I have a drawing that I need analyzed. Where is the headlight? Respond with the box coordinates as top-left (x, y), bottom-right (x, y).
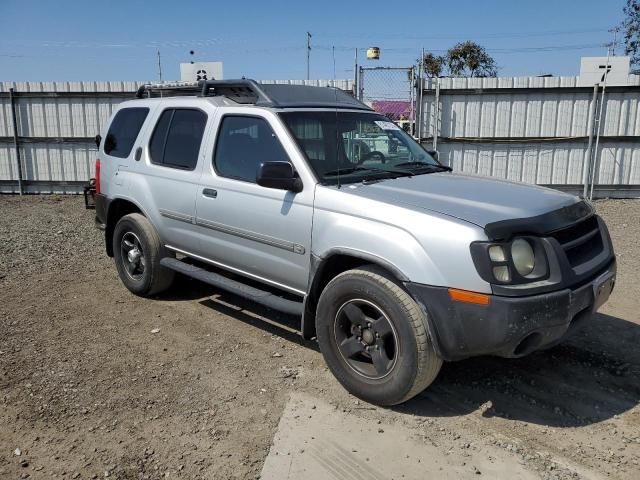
top-left (511, 239), bottom-right (535, 276)
top-left (470, 236), bottom-right (549, 285)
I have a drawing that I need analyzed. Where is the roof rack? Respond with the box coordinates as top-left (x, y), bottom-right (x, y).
top-left (135, 79), bottom-right (372, 111)
top-left (134, 81), bottom-right (201, 98)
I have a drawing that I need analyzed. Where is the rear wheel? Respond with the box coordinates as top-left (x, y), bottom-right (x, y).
top-left (113, 213), bottom-right (174, 297)
top-left (316, 266), bottom-right (442, 406)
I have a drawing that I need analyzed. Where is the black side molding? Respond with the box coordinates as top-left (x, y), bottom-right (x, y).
top-left (159, 257), bottom-right (303, 316)
top-left (484, 200), bottom-right (593, 240)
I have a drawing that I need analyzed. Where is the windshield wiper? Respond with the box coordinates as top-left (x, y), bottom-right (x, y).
top-left (393, 162), bottom-right (452, 172)
top-left (323, 166), bottom-right (379, 177)
top-left (324, 166), bottom-right (413, 178)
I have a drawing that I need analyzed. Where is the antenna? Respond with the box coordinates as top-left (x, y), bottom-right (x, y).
top-left (609, 26), bottom-right (621, 56)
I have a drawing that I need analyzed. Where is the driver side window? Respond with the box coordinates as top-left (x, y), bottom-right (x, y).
top-left (213, 116), bottom-right (289, 183)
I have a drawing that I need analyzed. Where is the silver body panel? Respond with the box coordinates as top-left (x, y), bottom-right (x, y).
top-left (193, 108), bottom-right (315, 293)
top-left (99, 97), bottom-right (581, 296)
top-left (343, 173), bottom-right (579, 228)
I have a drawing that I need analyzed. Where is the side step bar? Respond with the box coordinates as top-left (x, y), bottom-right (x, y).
top-left (160, 257), bottom-right (304, 316)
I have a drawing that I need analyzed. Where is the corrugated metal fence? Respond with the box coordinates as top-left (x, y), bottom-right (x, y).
top-left (3, 76), bottom-right (639, 196)
top-left (0, 79), bottom-right (353, 193)
top-left (417, 75), bottom-right (640, 197)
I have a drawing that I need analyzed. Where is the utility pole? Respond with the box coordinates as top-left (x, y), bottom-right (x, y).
top-left (306, 32), bottom-right (312, 80)
top-left (609, 26), bottom-right (621, 56)
top-left (353, 48), bottom-right (358, 97)
top-left (157, 50), bottom-right (163, 82)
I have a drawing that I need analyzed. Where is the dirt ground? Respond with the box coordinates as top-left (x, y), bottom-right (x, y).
top-left (0, 195), bottom-right (638, 480)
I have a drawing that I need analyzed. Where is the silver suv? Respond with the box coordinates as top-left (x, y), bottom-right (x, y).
top-left (93, 80), bottom-right (616, 406)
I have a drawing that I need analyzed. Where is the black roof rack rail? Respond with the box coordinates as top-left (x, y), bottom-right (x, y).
top-left (198, 79), bottom-right (275, 105)
top-left (135, 79), bottom-right (372, 111)
top-left (135, 81), bottom-right (200, 98)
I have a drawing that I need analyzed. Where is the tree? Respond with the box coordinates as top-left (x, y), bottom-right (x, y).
top-left (418, 52), bottom-right (445, 78)
top-left (623, 0), bottom-right (640, 67)
top-left (416, 41), bottom-right (497, 78)
top-left (446, 41), bottom-right (498, 77)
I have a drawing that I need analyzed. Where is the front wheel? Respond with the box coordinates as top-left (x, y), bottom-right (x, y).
top-left (316, 266), bottom-right (442, 406)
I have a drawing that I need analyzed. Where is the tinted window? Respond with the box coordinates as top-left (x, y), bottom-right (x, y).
top-left (104, 107), bottom-right (149, 158)
top-left (149, 110), bottom-right (172, 164)
top-left (214, 116), bottom-right (289, 182)
top-left (149, 108), bottom-right (207, 170)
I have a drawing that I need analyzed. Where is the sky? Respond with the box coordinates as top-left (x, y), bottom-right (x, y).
top-left (0, 0), bottom-right (629, 82)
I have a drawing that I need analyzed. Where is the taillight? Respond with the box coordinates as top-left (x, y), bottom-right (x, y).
top-left (95, 159), bottom-right (101, 194)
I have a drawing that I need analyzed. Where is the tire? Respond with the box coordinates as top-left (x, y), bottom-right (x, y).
top-left (316, 266), bottom-right (442, 406)
top-left (113, 213), bottom-right (174, 297)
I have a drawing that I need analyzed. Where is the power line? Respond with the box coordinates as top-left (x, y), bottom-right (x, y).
top-left (316, 42), bottom-right (620, 54)
top-left (1, 25), bottom-right (614, 51)
top-left (312, 26), bottom-right (611, 41)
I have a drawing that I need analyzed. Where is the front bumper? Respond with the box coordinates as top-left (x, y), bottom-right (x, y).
top-left (405, 259), bottom-right (616, 361)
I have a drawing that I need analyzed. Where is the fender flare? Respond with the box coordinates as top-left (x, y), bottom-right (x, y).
top-left (300, 247), bottom-right (411, 339)
top-left (104, 195), bottom-right (155, 256)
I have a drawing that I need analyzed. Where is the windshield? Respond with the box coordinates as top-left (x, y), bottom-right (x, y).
top-left (279, 111), bottom-right (443, 185)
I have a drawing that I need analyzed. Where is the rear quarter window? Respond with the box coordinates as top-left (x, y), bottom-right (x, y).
top-left (103, 107), bottom-right (149, 158)
top-left (149, 108), bottom-right (207, 170)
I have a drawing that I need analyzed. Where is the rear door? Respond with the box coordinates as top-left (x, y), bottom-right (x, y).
top-left (140, 104), bottom-right (213, 251)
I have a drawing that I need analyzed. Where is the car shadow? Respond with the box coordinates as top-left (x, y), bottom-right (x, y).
top-left (154, 272), bottom-right (318, 350)
top-left (197, 292), bottom-right (319, 353)
top-left (157, 274), bottom-right (221, 301)
top-left (158, 277), bottom-right (639, 427)
top-left (396, 312), bottom-right (640, 428)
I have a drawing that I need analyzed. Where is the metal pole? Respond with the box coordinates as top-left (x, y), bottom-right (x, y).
top-left (9, 87), bottom-right (24, 195)
top-left (582, 84), bottom-right (599, 199)
top-left (157, 50), bottom-right (163, 82)
top-left (417, 47), bottom-right (424, 139)
top-left (409, 66), bottom-right (415, 136)
top-left (306, 32), bottom-right (312, 81)
top-left (432, 78), bottom-right (440, 152)
top-left (353, 48), bottom-right (358, 97)
top-left (589, 43), bottom-right (613, 201)
top-left (358, 66), bottom-right (364, 101)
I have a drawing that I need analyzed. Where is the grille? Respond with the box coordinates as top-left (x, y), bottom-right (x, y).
top-left (548, 215), bottom-right (603, 268)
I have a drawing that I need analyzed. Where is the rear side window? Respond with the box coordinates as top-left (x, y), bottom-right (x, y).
top-left (149, 108), bottom-right (207, 170)
top-left (214, 116), bottom-right (289, 182)
top-left (103, 107), bottom-right (149, 158)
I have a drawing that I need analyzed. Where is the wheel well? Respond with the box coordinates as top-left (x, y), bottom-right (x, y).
top-left (302, 254), bottom-right (402, 339)
top-left (105, 199), bottom-right (142, 257)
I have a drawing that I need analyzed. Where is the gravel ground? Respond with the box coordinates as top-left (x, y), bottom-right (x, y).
top-left (0, 195), bottom-right (639, 480)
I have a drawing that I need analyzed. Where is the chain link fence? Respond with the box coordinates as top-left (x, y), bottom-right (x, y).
top-left (358, 66), bottom-right (415, 133)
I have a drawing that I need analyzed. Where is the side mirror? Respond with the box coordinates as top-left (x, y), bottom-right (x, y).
top-left (95, 134), bottom-right (102, 149)
top-left (257, 161), bottom-right (303, 193)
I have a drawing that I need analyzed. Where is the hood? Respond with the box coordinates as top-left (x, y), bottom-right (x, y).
top-left (341, 172), bottom-right (579, 228)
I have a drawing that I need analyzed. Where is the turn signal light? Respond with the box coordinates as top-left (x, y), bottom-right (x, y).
top-left (448, 288), bottom-right (490, 305)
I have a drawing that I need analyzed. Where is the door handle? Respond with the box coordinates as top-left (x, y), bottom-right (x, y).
top-left (134, 147), bottom-right (142, 161)
top-left (202, 188), bottom-right (217, 198)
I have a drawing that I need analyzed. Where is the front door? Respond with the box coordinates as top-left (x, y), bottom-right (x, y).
top-left (194, 112), bottom-right (313, 294)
